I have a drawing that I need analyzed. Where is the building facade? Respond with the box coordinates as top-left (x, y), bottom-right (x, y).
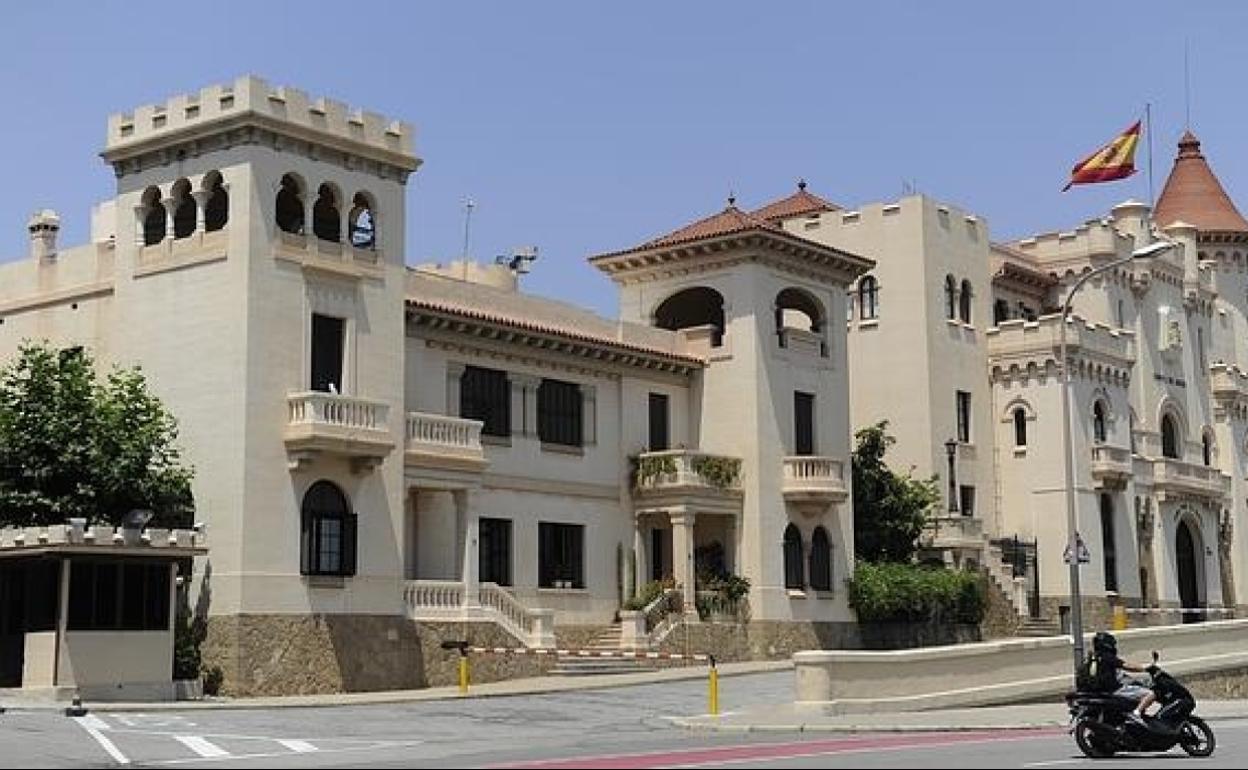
top-left (0, 78), bottom-right (871, 694)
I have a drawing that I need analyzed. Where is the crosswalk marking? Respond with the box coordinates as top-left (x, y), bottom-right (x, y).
top-left (277, 739), bottom-right (318, 753)
top-left (174, 736), bottom-right (231, 758)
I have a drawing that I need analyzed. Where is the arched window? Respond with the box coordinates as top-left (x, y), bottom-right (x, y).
top-left (775, 287), bottom-right (824, 332)
top-left (1202, 432), bottom-right (1213, 467)
top-left (140, 186), bottom-right (166, 246)
top-left (300, 480), bottom-right (357, 577)
top-left (203, 172), bottom-right (228, 232)
top-left (1013, 407), bottom-right (1027, 447)
top-left (1093, 401), bottom-right (1107, 444)
top-left (348, 192), bottom-right (376, 249)
top-left (171, 179), bottom-right (196, 239)
top-left (276, 174), bottom-right (304, 234)
top-left (809, 526), bottom-right (832, 591)
top-left (944, 275), bottom-right (957, 320)
top-left (993, 299), bottom-right (1010, 326)
top-left (958, 279), bottom-right (973, 323)
top-left (858, 276), bottom-right (879, 320)
top-left (1100, 494), bottom-right (1117, 592)
top-left (313, 184), bottom-right (341, 242)
top-left (1161, 413), bottom-right (1180, 459)
top-left (654, 287), bottom-right (726, 347)
top-left (783, 524), bottom-right (804, 589)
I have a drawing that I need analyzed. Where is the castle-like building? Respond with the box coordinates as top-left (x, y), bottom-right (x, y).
top-left (0, 77), bottom-right (1243, 695)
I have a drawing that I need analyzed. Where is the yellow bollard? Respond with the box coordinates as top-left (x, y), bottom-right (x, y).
top-left (1112, 605), bottom-right (1127, 631)
top-left (458, 654), bottom-right (470, 695)
top-left (708, 658), bottom-right (719, 716)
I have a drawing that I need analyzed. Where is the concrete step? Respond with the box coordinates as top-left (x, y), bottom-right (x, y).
top-left (1016, 618), bottom-right (1061, 638)
top-left (550, 655), bottom-right (654, 676)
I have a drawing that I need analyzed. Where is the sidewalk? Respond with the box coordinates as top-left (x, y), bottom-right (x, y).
top-left (673, 699), bottom-right (1248, 733)
top-left (1, 659), bottom-right (790, 713)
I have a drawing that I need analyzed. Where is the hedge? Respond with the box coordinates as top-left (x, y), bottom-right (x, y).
top-left (848, 562), bottom-right (984, 624)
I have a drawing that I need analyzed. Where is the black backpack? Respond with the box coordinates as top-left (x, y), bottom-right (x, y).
top-left (1076, 653), bottom-right (1118, 693)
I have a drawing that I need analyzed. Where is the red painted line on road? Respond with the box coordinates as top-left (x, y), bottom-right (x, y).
top-left (486, 728), bottom-right (1063, 769)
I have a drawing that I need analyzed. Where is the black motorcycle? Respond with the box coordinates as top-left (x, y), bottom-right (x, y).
top-left (1066, 651), bottom-right (1216, 758)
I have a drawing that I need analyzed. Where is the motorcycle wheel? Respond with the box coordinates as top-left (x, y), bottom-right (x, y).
top-left (1074, 719), bottom-right (1116, 758)
top-left (1179, 716), bottom-right (1215, 757)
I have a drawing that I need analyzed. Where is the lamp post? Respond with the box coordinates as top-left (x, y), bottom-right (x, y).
top-left (1059, 238), bottom-right (1174, 677)
top-left (944, 438), bottom-right (959, 514)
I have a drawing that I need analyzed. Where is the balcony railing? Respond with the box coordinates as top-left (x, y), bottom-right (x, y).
top-left (782, 456), bottom-right (848, 502)
top-left (284, 391), bottom-right (394, 470)
top-left (404, 412), bottom-right (487, 471)
top-left (633, 450), bottom-right (743, 494)
top-left (1153, 458), bottom-right (1230, 500)
top-left (403, 580), bottom-right (555, 648)
top-left (1090, 444), bottom-right (1132, 487)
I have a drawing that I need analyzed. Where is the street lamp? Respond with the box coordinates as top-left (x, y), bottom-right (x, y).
top-left (944, 438), bottom-right (959, 514)
top-left (1059, 237), bottom-right (1175, 677)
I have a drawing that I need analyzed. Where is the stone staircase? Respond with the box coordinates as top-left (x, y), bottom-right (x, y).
top-left (550, 623), bottom-right (655, 676)
top-left (1016, 616), bottom-right (1062, 638)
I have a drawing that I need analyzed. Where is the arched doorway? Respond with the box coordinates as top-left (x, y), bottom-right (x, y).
top-left (1176, 518), bottom-right (1203, 623)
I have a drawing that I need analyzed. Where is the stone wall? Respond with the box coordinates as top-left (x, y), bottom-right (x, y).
top-left (203, 614), bottom-right (553, 696)
top-left (654, 620), bottom-right (968, 661)
top-left (1185, 665), bottom-right (1248, 699)
top-left (979, 572), bottom-right (1021, 639)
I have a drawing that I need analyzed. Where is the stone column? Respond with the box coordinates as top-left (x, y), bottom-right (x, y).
top-left (581, 384), bottom-right (597, 445)
top-left (133, 205), bottom-right (148, 246)
top-left (161, 197), bottom-right (176, 240)
top-left (670, 508), bottom-right (697, 612)
top-left (192, 190), bottom-right (210, 233)
top-left (511, 374), bottom-right (540, 437)
top-left (454, 488), bottom-right (480, 610)
top-left (446, 362), bottom-right (465, 416)
top-left (303, 196), bottom-right (314, 238)
top-left (54, 557), bottom-right (71, 686)
top-left (633, 516), bottom-right (649, 592)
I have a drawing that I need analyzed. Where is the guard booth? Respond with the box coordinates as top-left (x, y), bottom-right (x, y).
top-left (0, 521), bottom-right (206, 700)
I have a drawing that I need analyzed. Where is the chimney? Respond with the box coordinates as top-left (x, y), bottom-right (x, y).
top-left (28, 210), bottom-right (60, 260)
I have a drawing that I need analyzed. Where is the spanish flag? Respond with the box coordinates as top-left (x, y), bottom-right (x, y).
top-left (1063, 121), bottom-right (1142, 191)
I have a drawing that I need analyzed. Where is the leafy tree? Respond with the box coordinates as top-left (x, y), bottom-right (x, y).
top-left (0, 342), bottom-right (193, 528)
top-left (852, 421), bottom-right (939, 563)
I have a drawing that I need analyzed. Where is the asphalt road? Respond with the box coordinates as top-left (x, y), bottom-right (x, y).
top-left (2, 671), bottom-right (1244, 768)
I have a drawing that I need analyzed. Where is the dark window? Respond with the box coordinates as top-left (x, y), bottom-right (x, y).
top-left (1093, 402), bottom-right (1107, 443)
top-left (539, 522), bottom-right (584, 589)
top-left (648, 393), bottom-right (670, 451)
top-left (1202, 433), bottom-right (1213, 467)
top-left (460, 366), bottom-right (511, 438)
top-left (349, 193), bottom-right (376, 249)
top-left (944, 275), bottom-right (957, 320)
top-left (858, 276), bottom-right (879, 320)
top-left (276, 175), bottom-right (304, 234)
top-left (204, 175), bottom-right (228, 231)
top-left (538, 379), bottom-right (583, 447)
top-left (310, 314), bottom-right (345, 393)
top-left (1161, 414), bottom-right (1180, 459)
top-left (313, 184), bottom-right (341, 242)
top-left (959, 280), bottom-right (973, 324)
top-left (654, 287), bottom-right (725, 347)
top-left (1014, 407), bottom-right (1027, 447)
top-left (956, 391), bottom-right (972, 443)
top-left (479, 518), bottom-right (512, 586)
top-left (993, 299), bottom-right (1010, 325)
top-left (173, 196), bottom-right (196, 239)
top-left (959, 485), bottom-right (976, 518)
top-left (300, 481), bottom-right (357, 577)
top-left (142, 187), bottom-right (166, 246)
top-left (794, 391), bottom-right (815, 456)
top-left (651, 528), bottom-right (666, 582)
top-left (783, 524), bottom-right (804, 589)
top-left (1100, 494), bottom-right (1117, 592)
top-left (810, 526), bottom-right (832, 591)
top-left (67, 560), bottom-right (170, 631)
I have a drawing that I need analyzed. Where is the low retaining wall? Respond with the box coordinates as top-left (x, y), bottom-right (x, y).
top-left (794, 618), bottom-right (1248, 713)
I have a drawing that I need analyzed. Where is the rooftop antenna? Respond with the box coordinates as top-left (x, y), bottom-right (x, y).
top-left (1184, 38), bottom-right (1192, 129)
top-left (461, 197), bottom-right (476, 259)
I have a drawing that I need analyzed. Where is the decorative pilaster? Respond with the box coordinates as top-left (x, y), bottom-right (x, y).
top-left (581, 384), bottom-right (597, 445)
top-left (453, 488), bottom-right (480, 610)
top-left (446, 362), bottom-right (465, 416)
top-left (511, 374), bottom-right (541, 437)
top-left (670, 508), bottom-right (697, 612)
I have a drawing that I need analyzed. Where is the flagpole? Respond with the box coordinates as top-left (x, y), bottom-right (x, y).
top-left (1145, 103), bottom-right (1155, 208)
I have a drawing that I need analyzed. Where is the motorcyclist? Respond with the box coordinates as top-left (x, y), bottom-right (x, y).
top-left (1092, 631), bottom-right (1157, 725)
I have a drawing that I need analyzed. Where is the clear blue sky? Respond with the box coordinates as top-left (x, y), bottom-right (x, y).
top-left (1, 1), bottom-right (1243, 315)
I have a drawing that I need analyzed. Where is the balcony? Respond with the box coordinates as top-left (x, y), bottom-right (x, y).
top-left (1090, 444), bottom-right (1133, 489)
top-left (405, 412), bottom-right (487, 474)
top-left (284, 391), bottom-right (394, 472)
top-left (632, 449), bottom-right (742, 516)
top-left (1152, 458), bottom-right (1230, 501)
top-left (777, 327), bottom-right (826, 358)
top-left (782, 456), bottom-right (848, 513)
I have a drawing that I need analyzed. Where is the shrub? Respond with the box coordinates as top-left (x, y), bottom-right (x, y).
top-left (202, 666), bottom-right (224, 697)
top-left (622, 578), bottom-right (673, 611)
top-left (848, 562), bottom-right (984, 624)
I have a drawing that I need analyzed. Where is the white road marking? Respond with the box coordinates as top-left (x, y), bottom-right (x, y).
top-left (276, 739), bottom-right (318, 753)
top-left (150, 740), bottom-right (425, 765)
top-left (1022, 760), bottom-right (1087, 768)
top-left (72, 715), bottom-right (131, 765)
top-left (174, 736), bottom-right (231, 758)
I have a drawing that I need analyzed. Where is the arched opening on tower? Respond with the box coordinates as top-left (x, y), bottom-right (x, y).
top-left (204, 172), bottom-right (228, 232)
top-left (141, 186), bottom-right (166, 246)
top-left (349, 192), bottom-right (377, 249)
top-left (774, 286), bottom-right (827, 355)
top-left (653, 286), bottom-right (725, 347)
top-left (171, 179), bottom-right (196, 240)
top-left (313, 184), bottom-right (341, 243)
top-left (276, 174), bottom-right (304, 235)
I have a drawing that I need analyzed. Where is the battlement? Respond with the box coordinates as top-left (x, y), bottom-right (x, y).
top-left (987, 312), bottom-right (1135, 369)
top-left (1010, 219), bottom-right (1132, 266)
top-left (103, 75), bottom-right (417, 168)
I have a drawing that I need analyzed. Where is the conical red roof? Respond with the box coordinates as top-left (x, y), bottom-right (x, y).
top-left (1153, 131), bottom-right (1248, 233)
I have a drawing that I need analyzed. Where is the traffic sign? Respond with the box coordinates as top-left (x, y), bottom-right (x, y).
top-left (1063, 534), bottom-right (1091, 565)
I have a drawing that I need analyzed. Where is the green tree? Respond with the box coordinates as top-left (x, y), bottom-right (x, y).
top-left (0, 342), bottom-right (193, 527)
top-left (852, 421), bottom-right (939, 563)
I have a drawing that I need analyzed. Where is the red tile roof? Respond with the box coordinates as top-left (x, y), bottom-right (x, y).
top-left (1153, 131), bottom-right (1248, 233)
top-left (752, 181), bottom-right (839, 221)
top-left (642, 200), bottom-right (781, 249)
